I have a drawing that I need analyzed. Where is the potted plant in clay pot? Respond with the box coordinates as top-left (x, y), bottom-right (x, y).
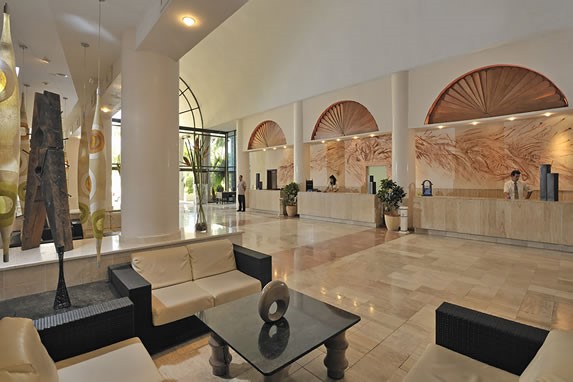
top-left (282, 182), bottom-right (299, 217)
top-left (376, 178), bottom-right (406, 231)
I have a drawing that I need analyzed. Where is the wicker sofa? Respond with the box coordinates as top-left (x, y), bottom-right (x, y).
top-left (109, 239), bottom-right (272, 353)
top-left (0, 316), bottom-right (162, 382)
top-left (405, 302), bottom-right (573, 381)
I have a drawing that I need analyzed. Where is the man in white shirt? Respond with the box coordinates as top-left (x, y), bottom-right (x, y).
top-left (237, 175), bottom-right (247, 212)
top-left (503, 170), bottom-right (532, 200)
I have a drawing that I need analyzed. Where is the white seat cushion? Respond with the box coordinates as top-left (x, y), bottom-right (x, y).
top-left (520, 330), bottom-right (573, 382)
top-left (193, 270), bottom-right (261, 306)
top-left (188, 239), bottom-right (236, 280)
top-left (132, 246), bottom-right (192, 289)
top-left (404, 344), bottom-right (518, 382)
top-left (151, 281), bottom-right (214, 326)
top-left (57, 338), bottom-right (162, 382)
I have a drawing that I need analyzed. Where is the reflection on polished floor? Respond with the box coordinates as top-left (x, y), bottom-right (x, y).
top-left (156, 205), bottom-right (573, 381)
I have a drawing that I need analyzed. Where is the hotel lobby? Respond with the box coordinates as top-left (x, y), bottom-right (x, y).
top-left (1, 1), bottom-right (573, 381)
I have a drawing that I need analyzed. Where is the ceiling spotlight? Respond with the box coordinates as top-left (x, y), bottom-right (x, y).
top-left (262, 148), bottom-right (266, 152)
top-left (39, 56), bottom-right (50, 64)
top-left (369, 134), bottom-right (375, 137)
top-left (336, 138), bottom-right (341, 142)
top-left (273, 147), bottom-right (277, 150)
top-left (182, 16), bottom-right (196, 27)
top-left (471, 121), bottom-right (479, 126)
top-left (353, 136), bottom-right (358, 140)
top-left (543, 112), bottom-right (553, 117)
top-left (283, 145), bottom-right (287, 149)
top-left (507, 117), bottom-right (516, 121)
top-left (437, 125), bottom-right (445, 129)
top-left (321, 140), bottom-right (325, 144)
top-left (101, 106), bottom-right (111, 113)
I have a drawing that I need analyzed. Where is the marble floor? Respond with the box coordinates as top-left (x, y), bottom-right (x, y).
top-left (155, 205), bottom-right (573, 381)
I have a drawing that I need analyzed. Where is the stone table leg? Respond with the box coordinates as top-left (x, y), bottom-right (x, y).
top-left (209, 332), bottom-right (232, 376)
top-left (324, 331), bottom-right (349, 379)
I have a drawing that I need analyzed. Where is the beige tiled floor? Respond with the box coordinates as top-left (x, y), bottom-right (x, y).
top-left (155, 205), bottom-right (573, 381)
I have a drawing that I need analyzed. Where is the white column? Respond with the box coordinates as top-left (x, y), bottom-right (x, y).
top-left (120, 29), bottom-right (180, 243)
top-left (102, 112), bottom-right (113, 211)
top-left (235, 119), bottom-right (249, 186)
top-left (293, 101), bottom-right (304, 185)
top-left (391, 71), bottom-right (412, 188)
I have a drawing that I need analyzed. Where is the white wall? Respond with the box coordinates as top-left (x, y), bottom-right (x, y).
top-left (181, 0), bottom-right (573, 129)
top-left (409, 28), bottom-right (573, 127)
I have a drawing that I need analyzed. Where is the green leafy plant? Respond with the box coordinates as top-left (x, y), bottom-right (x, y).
top-left (216, 185), bottom-right (224, 192)
top-left (281, 182), bottom-right (299, 206)
top-left (376, 178), bottom-right (406, 216)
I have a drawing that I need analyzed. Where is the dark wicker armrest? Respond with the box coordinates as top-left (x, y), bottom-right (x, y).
top-left (233, 244), bottom-right (272, 287)
top-left (108, 263), bottom-right (152, 336)
top-left (436, 302), bottom-right (548, 375)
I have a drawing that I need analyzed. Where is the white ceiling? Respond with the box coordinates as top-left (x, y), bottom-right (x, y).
top-left (8, 0), bottom-right (247, 124)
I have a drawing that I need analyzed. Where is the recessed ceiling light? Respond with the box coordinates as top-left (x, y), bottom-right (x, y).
top-left (336, 138), bottom-right (341, 142)
top-left (471, 121), bottom-right (479, 126)
top-left (262, 148), bottom-right (266, 152)
top-left (437, 125), bottom-right (445, 129)
top-left (507, 117), bottom-right (516, 121)
top-left (353, 136), bottom-right (358, 140)
top-left (283, 145), bottom-right (287, 149)
top-left (543, 112), bottom-right (553, 117)
top-left (273, 147), bottom-right (277, 150)
top-left (321, 140), bottom-right (325, 144)
top-left (182, 16), bottom-right (196, 27)
top-left (369, 134), bottom-right (375, 137)
top-left (101, 106), bottom-right (111, 113)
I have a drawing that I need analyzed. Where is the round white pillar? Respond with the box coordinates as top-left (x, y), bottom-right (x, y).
top-left (235, 119), bottom-right (249, 187)
top-left (293, 101), bottom-right (304, 185)
top-left (120, 29), bottom-right (180, 242)
top-left (391, 71), bottom-right (411, 187)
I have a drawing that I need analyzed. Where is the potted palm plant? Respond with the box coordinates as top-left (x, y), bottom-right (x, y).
top-left (376, 178), bottom-right (406, 231)
top-left (282, 182), bottom-right (299, 217)
top-left (182, 136), bottom-right (208, 232)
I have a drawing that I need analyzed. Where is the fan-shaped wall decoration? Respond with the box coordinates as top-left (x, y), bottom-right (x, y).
top-left (425, 65), bottom-right (568, 124)
top-left (248, 120), bottom-right (286, 150)
top-left (311, 100), bottom-right (378, 140)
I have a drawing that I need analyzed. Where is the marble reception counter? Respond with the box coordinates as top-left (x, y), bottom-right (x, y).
top-left (247, 190), bottom-right (282, 215)
top-left (298, 192), bottom-right (382, 227)
top-left (413, 196), bottom-right (573, 249)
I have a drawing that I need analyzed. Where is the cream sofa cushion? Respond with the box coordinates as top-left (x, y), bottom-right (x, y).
top-left (56, 338), bottom-right (162, 382)
top-left (151, 281), bottom-right (214, 326)
top-left (404, 344), bottom-right (518, 382)
top-left (193, 270), bottom-right (261, 305)
top-left (0, 317), bottom-right (58, 382)
top-left (132, 246), bottom-right (192, 289)
top-left (188, 239), bottom-right (236, 280)
top-left (520, 330), bottom-right (573, 382)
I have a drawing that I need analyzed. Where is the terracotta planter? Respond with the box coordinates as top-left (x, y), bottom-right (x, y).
top-left (384, 214), bottom-right (400, 231)
top-left (286, 205), bottom-right (297, 217)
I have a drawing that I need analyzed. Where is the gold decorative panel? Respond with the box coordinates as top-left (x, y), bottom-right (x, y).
top-left (248, 120), bottom-right (286, 149)
top-left (311, 101), bottom-right (378, 140)
top-left (426, 65), bottom-right (568, 124)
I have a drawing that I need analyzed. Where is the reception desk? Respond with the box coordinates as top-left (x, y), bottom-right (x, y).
top-left (247, 190), bottom-right (282, 215)
top-left (298, 192), bottom-right (381, 227)
top-left (413, 196), bottom-right (573, 249)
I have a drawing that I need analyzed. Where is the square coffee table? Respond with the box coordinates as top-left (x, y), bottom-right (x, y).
top-left (196, 289), bottom-right (360, 381)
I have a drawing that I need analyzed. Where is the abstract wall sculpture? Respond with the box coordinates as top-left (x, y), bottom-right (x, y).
top-left (0, 5), bottom-right (20, 262)
top-left (311, 100), bottom-right (378, 140)
top-left (18, 93), bottom-right (29, 212)
top-left (425, 65), bottom-right (568, 124)
top-left (415, 115), bottom-right (573, 191)
top-left (248, 120), bottom-right (286, 150)
top-left (310, 134), bottom-right (392, 191)
top-left (89, 89), bottom-right (107, 265)
top-left (22, 91), bottom-right (73, 253)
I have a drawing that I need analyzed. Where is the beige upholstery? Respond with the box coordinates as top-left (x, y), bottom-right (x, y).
top-left (193, 270), bottom-right (261, 305)
top-left (404, 344), bottom-right (518, 382)
top-left (132, 245), bottom-right (192, 289)
top-left (56, 338), bottom-right (162, 382)
top-left (0, 317), bottom-right (58, 382)
top-left (520, 330), bottom-right (573, 382)
top-left (188, 239), bottom-right (236, 280)
top-left (151, 281), bottom-right (214, 326)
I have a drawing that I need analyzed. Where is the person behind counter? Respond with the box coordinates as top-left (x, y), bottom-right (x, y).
top-left (503, 170), bottom-right (532, 200)
top-left (325, 174), bottom-right (339, 192)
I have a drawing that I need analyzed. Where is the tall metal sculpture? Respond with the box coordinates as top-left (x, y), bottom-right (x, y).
top-left (22, 91), bottom-right (72, 309)
top-left (0, 4), bottom-right (20, 262)
top-left (18, 92), bottom-right (29, 212)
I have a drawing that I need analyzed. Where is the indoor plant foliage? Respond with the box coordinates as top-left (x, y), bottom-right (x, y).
top-left (282, 182), bottom-right (299, 216)
top-left (377, 178), bottom-right (406, 231)
top-left (377, 178), bottom-right (406, 215)
top-left (183, 136), bottom-right (209, 232)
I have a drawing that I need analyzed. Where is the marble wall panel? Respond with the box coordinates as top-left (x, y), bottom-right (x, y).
top-left (416, 115), bottom-right (573, 192)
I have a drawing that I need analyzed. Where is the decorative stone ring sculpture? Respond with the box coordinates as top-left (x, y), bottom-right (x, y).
top-left (258, 280), bottom-right (290, 323)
